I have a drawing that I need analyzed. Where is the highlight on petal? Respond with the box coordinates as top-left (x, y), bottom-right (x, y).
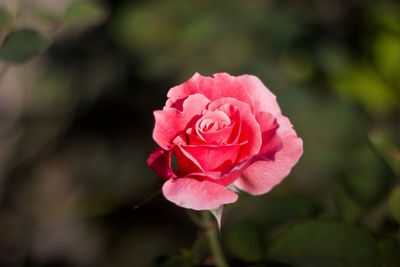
top-left (166, 73), bottom-right (253, 110)
top-left (153, 94), bottom-right (210, 149)
top-left (147, 147), bottom-right (175, 180)
top-left (162, 178), bottom-right (238, 210)
top-left (234, 115), bottom-right (303, 195)
top-left (237, 74), bottom-right (281, 116)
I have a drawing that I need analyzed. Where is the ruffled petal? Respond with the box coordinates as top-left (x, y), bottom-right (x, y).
top-left (166, 73), bottom-right (253, 111)
top-left (162, 178), bottom-right (238, 210)
top-left (208, 97), bottom-right (262, 162)
top-left (153, 94), bottom-right (210, 149)
top-left (234, 115), bottom-right (303, 195)
top-left (237, 74), bottom-right (281, 116)
top-left (189, 123), bottom-right (236, 145)
top-left (256, 112), bottom-right (283, 157)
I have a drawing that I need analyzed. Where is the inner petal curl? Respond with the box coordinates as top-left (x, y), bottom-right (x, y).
top-left (196, 110), bottom-right (231, 134)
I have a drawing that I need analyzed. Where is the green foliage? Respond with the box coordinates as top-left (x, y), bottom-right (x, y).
top-left (378, 238), bottom-right (400, 267)
top-left (281, 51), bottom-right (315, 82)
top-left (389, 186), bottom-right (400, 224)
top-left (0, 28), bottom-right (50, 64)
top-left (253, 195), bottom-right (318, 228)
top-left (343, 172), bottom-right (386, 206)
top-left (330, 64), bottom-right (397, 117)
top-left (110, 0), bottom-right (307, 79)
top-left (369, 3), bottom-right (400, 34)
top-left (190, 236), bottom-right (209, 265)
top-left (225, 221), bottom-right (265, 262)
top-left (0, 6), bottom-right (12, 34)
top-left (373, 32), bottom-right (400, 83)
top-left (368, 131), bottom-right (400, 175)
top-left (63, 1), bottom-right (108, 27)
top-left (333, 182), bottom-right (364, 223)
top-left (266, 220), bottom-right (382, 267)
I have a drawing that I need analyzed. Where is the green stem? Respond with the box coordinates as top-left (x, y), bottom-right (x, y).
top-left (202, 211), bottom-right (229, 267)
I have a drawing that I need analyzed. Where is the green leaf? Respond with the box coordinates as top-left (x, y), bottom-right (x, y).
top-left (63, 1), bottom-right (108, 27)
top-left (389, 186), bottom-right (400, 224)
top-left (225, 221), bottom-right (265, 262)
top-left (267, 220), bottom-right (382, 267)
top-left (0, 7), bottom-right (12, 33)
top-left (0, 29), bottom-right (51, 64)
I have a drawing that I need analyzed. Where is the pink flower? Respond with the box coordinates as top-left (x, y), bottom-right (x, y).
top-left (147, 73), bottom-right (303, 210)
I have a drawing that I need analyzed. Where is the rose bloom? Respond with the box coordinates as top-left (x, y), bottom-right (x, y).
top-left (147, 73), bottom-right (303, 210)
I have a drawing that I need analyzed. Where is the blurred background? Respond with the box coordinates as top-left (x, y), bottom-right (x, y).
top-left (0, 0), bottom-right (399, 266)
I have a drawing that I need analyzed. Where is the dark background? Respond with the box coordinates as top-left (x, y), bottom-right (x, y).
top-left (0, 0), bottom-right (399, 266)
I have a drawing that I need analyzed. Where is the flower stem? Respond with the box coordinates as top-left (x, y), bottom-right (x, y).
top-left (202, 211), bottom-right (229, 267)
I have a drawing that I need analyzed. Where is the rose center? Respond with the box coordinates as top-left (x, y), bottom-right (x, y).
top-left (199, 119), bottom-right (227, 132)
top-left (196, 110), bottom-right (231, 133)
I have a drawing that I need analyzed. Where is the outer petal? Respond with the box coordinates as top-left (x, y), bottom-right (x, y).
top-left (153, 94), bottom-right (210, 149)
top-left (256, 112), bottom-right (282, 157)
top-left (166, 73), bottom-right (253, 111)
top-left (234, 115), bottom-right (303, 195)
top-left (200, 156), bottom-right (257, 186)
top-left (237, 74), bottom-right (281, 116)
top-left (162, 178), bottom-right (238, 210)
top-left (147, 148), bottom-right (175, 180)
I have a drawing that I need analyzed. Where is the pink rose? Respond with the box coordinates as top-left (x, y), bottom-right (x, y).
top-left (147, 73), bottom-right (303, 210)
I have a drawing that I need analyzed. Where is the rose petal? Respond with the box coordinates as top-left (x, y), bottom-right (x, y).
top-left (166, 73), bottom-right (253, 111)
top-left (189, 155), bottom-right (257, 187)
top-left (191, 110), bottom-right (234, 144)
top-left (162, 178), bottom-right (238, 210)
top-left (208, 97), bottom-right (262, 162)
top-left (181, 143), bottom-right (244, 172)
top-left (234, 115), bottom-right (303, 195)
top-left (256, 112), bottom-right (283, 157)
top-left (153, 94), bottom-right (210, 149)
top-left (196, 110), bottom-right (231, 133)
top-left (237, 74), bottom-right (281, 116)
top-left (147, 148), bottom-right (175, 180)
top-left (174, 145), bottom-right (205, 175)
top-left (190, 123), bottom-right (236, 145)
